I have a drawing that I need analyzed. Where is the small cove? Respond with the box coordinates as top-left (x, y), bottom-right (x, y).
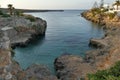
top-left (14, 10), bottom-right (104, 73)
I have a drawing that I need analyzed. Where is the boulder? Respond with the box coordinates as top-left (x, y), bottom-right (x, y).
top-left (89, 39), bottom-right (108, 48)
top-left (25, 64), bottom-right (58, 80)
top-left (54, 55), bottom-right (95, 80)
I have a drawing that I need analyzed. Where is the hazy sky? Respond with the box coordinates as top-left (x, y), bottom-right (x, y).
top-left (0, 0), bottom-right (115, 9)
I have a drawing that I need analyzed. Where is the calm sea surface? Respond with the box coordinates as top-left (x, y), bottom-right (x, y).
top-left (14, 10), bottom-right (104, 73)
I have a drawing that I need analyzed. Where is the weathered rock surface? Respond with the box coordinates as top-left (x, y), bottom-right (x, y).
top-left (54, 55), bottom-right (96, 80)
top-left (25, 64), bottom-right (58, 80)
top-left (89, 38), bottom-right (108, 48)
top-left (0, 15), bottom-right (58, 80)
top-left (0, 16), bottom-right (47, 48)
top-left (54, 11), bottom-right (120, 80)
top-left (81, 10), bottom-right (120, 28)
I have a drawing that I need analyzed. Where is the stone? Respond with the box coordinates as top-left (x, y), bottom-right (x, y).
top-left (89, 38), bottom-right (108, 48)
top-left (25, 64), bottom-right (58, 80)
top-left (54, 55), bottom-right (96, 79)
top-left (0, 15), bottom-right (50, 80)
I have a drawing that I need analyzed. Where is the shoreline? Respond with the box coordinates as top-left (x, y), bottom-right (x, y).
top-left (54, 10), bottom-right (120, 79)
top-left (0, 9), bottom-right (119, 79)
top-left (0, 8), bottom-right (64, 13)
top-left (0, 13), bottom-right (59, 79)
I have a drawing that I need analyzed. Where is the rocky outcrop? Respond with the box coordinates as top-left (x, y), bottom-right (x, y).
top-left (25, 64), bottom-right (58, 80)
top-left (0, 15), bottom-right (58, 80)
top-left (54, 55), bottom-right (96, 80)
top-left (54, 11), bottom-right (120, 80)
top-left (89, 38), bottom-right (108, 48)
top-left (81, 10), bottom-right (120, 28)
top-left (0, 16), bottom-right (47, 48)
top-left (0, 30), bottom-right (24, 80)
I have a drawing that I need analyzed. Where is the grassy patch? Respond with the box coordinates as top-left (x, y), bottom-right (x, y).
top-left (25, 15), bottom-right (36, 22)
top-left (0, 10), bottom-right (3, 15)
top-left (0, 10), bottom-right (10, 17)
top-left (88, 61), bottom-right (120, 80)
top-left (1, 14), bottom-right (10, 17)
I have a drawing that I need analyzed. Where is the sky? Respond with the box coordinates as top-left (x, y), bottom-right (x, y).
top-left (0, 0), bottom-right (115, 9)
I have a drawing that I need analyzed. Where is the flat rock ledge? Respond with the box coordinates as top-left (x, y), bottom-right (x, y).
top-left (89, 38), bottom-right (108, 48)
top-left (54, 12), bottom-right (120, 80)
top-left (25, 64), bottom-right (58, 80)
top-left (0, 15), bottom-right (58, 80)
top-left (0, 16), bottom-right (47, 48)
top-left (54, 55), bottom-right (96, 80)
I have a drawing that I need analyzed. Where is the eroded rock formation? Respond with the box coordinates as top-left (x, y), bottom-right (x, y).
top-left (54, 11), bottom-right (120, 80)
top-left (0, 15), bottom-right (57, 80)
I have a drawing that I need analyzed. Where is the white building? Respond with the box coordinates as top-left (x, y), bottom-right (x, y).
top-left (103, 4), bottom-right (109, 9)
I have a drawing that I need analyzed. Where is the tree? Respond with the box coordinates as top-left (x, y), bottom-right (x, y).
top-left (113, 0), bottom-right (120, 10)
top-left (12, 7), bottom-right (15, 15)
top-left (100, 0), bottom-right (104, 8)
top-left (8, 4), bottom-right (13, 15)
top-left (92, 1), bottom-right (98, 9)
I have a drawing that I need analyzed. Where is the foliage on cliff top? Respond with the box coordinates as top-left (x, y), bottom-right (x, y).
top-left (15, 10), bottom-right (24, 16)
top-left (107, 13), bottom-right (116, 19)
top-left (24, 14), bottom-right (36, 22)
top-left (0, 10), bottom-right (4, 15)
top-left (88, 61), bottom-right (120, 80)
top-left (91, 8), bottom-right (108, 14)
top-left (0, 10), bottom-right (10, 17)
top-left (90, 8), bottom-right (118, 20)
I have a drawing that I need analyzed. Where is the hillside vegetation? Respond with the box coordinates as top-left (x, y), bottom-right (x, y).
top-left (88, 61), bottom-right (120, 80)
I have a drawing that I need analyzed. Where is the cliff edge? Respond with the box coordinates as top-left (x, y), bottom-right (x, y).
top-left (0, 14), bottom-right (58, 80)
top-left (54, 10), bottom-right (120, 80)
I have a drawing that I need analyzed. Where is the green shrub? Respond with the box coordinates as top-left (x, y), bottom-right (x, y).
top-left (107, 13), bottom-right (116, 19)
top-left (15, 10), bottom-right (24, 16)
top-left (91, 8), bottom-right (101, 14)
top-left (0, 10), bottom-right (3, 15)
top-left (0, 10), bottom-right (10, 17)
top-left (2, 14), bottom-right (10, 17)
top-left (88, 61), bottom-right (120, 80)
top-left (25, 15), bottom-right (36, 22)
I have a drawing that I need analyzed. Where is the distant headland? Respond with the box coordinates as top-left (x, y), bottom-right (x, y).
top-left (0, 8), bottom-right (64, 13)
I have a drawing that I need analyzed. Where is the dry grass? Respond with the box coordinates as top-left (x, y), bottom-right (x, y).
top-left (0, 49), bottom-right (10, 67)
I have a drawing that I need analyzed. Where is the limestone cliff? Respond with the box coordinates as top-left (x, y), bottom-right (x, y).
top-left (54, 11), bottom-right (120, 80)
top-left (81, 10), bottom-right (120, 28)
top-left (0, 15), bottom-right (58, 80)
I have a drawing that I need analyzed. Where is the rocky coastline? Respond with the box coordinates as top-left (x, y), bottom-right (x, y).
top-left (0, 8), bottom-right (64, 13)
top-left (1, 9), bottom-right (120, 80)
top-left (54, 10), bottom-right (120, 79)
top-left (0, 14), bottom-right (59, 80)
top-left (81, 10), bottom-right (120, 28)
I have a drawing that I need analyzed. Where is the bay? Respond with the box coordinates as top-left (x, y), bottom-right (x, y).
top-left (14, 10), bottom-right (104, 73)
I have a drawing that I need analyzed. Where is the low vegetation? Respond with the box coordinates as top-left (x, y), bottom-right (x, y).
top-left (90, 7), bottom-right (118, 20)
top-left (25, 14), bottom-right (36, 22)
top-left (91, 8), bottom-right (108, 15)
top-left (0, 10), bottom-right (3, 15)
top-left (106, 12), bottom-right (117, 19)
top-left (88, 61), bottom-right (120, 80)
top-left (0, 10), bottom-right (10, 17)
top-left (15, 10), bottom-right (24, 16)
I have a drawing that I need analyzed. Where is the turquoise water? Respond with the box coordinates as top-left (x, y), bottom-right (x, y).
top-left (14, 10), bottom-right (104, 73)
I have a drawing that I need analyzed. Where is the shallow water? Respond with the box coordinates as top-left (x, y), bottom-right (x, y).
top-left (14, 10), bottom-right (104, 73)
